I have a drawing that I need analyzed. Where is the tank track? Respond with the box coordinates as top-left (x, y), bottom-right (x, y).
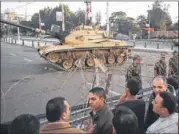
top-left (39, 46), bottom-right (133, 72)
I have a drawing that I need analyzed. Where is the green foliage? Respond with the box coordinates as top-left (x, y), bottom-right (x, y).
top-left (148, 0), bottom-right (172, 30)
top-left (110, 11), bottom-right (140, 35)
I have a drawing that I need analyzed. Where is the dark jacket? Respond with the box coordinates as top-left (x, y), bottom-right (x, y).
top-left (118, 99), bottom-right (145, 134)
top-left (144, 93), bottom-right (159, 131)
top-left (90, 104), bottom-right (113, 134)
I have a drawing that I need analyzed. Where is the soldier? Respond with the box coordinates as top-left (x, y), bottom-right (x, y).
top-left (154, 53), bottom-right (167, 77)
top-left (168, 50), bottom-right (178, 79)
top-left (126, 54), bottom-right (142, 89)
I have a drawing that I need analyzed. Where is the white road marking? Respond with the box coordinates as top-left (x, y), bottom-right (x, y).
top-left (10, 53), bottom-right (16, 56)
top-left (24, 58), bottom-right (32, 62)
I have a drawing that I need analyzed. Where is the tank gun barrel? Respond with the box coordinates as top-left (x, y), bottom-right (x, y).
top-left (0, 19), bottom-right (60, 39)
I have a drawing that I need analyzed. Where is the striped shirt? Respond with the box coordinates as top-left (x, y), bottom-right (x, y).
top-left (146, 113), bottom-right (178, 133)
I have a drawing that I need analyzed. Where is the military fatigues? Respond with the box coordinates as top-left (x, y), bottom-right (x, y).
top-left (126, 62), bottom-right (142, 89)
top-left (154, 60), bottom-right (167, 77)
top-left (168, 51), bottom-right (178, 82)
top-left (169, 55), bottom-right (178, 77)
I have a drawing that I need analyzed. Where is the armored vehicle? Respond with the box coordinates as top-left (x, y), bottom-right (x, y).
top-left (1, 19), bottom-right (134, 71)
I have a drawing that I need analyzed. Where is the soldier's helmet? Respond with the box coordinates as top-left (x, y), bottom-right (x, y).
top-left (133, 54), bottom-right (141, 60)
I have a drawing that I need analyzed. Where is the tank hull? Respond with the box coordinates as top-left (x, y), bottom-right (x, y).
top-left (38, 40), bottom-right (133, 71)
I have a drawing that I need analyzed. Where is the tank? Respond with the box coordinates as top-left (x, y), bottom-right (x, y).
top-left (1, 19), bottom-right (134, 71)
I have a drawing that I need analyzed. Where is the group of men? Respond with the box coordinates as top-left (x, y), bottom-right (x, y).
top-left (8, 76), bottom-right (178, 134)
top-left (126, 50), bottom-right (178, 89)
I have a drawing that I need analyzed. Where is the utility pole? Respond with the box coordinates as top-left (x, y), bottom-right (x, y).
top-left (148, 5), bottom-right (150, 41)
top-left (39, 11), bottom-right (41, 37)
top-left (84, 1), bottom-right (92, 25)
top-left (17, 17), bottom-right (20, 41)
top-left (39, 12), bottom-right (41, 31)
top-left (106, 1), bottom-right (109, 32)
top-left (25, 7), bottom-right (27, 21)
top-left (62, 4), bottom-right (65, 32)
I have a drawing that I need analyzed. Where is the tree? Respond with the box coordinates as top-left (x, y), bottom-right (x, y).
top-left (137, 15), bottom-right (147, 28)
top-left (30, 4), bottom-right (73, 32)
top-left (148, 0), bottom-right (172, 30)
top-left (31, 13), bottom-right (40, 28)
top-left (137, 15), bottom-right (147, 38)
top-left (168, 21), bottom-right (178, 31)
top-left (111, 11), bottom-right (127, 20)
top-left (110, 11), bottom-right (139, 35)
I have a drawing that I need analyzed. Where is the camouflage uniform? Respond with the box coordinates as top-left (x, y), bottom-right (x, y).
top-left (168, 51), bottom-right (178, 80)
top-left (154, 54), bottom-right (167, 77)
top-left (126, 55), bottom-right (142, 89)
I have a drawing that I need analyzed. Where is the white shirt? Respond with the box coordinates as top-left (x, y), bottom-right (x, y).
top-left (146, 113), bottom-right (178, 133)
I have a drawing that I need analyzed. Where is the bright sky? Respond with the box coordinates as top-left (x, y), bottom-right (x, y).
top-left (1, 1), bottom-right (178, 25)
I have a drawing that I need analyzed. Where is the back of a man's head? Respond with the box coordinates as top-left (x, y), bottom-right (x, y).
top-left (159, 91), bottom-right (177, 114)
top-left (167, 76), bottom-right (179, 90)
top-left (126, 79), bottom-right (140, 95)
top-left (89, 87), bottom-right (106, 100)
top-left (46, 97), bottom-right (65, 122)
top-left (113, 106), bottom-right (138, 134)
top-left (10, 114), bottom-right (40, 134)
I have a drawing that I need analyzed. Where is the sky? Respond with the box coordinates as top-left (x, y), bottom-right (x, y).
top-left (1, 1), bottom-right (178, 25)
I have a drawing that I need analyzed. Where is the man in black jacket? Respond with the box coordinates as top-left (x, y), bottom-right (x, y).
top-left (144, 76), bottom-right (168, 131)
top-left (117, 78), bottom-right (145, 134)
top-left (88, 87), bottom-right (113, 134)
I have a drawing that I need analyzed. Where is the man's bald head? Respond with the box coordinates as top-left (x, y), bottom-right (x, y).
top-left (152, 76), bottom-right (168, 96)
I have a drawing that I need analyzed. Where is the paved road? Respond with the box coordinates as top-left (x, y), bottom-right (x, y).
top-left (1, 42), bottom-right (173, 123)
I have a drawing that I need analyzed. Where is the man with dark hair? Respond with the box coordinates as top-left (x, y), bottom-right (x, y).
top-left (88, 87), bottom-right (113, 134)
top-left (10, 114), bottom-right (40, 134)
top-left (117, 78), bottom-right (145, 134)
top-left (118, 78), bottom-right (140, 104)
top-left (145, 75), bottom-right (169, 130)
top-left (146, 91), bottom-right (178, 133)
top-left (113, 106), bottom-right (138, 134)
top-left (167, 76), bottom-right (179, 91)
top-left (40, 97), bottom-right (85, 134)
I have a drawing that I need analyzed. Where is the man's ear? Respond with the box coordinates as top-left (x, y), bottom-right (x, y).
top-left (61, 112), bottom-right (66, 120)
top-left (126, 88), bottom-right (129, 93)
top-left (161, 107), bottom-right (168, 114)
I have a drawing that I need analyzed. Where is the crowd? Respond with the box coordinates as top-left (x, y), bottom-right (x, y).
top-left (4, 75), bottom-right (178, 134)
top-left (1, 50), bottom-right (178, 134)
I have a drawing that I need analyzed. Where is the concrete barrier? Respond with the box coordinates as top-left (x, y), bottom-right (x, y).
top-left (2, 37), bottom-right (176, 53)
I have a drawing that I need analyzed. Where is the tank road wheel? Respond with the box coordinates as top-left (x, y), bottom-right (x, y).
top-left (117, 55), bottom-right (124, 65)
top-left (86, 57), bottom-right (95, 67)
top-left (62, 59), bottom-right (74, 70)
top-left (47, 52), bottom-right (59, 63)
top-left (99, 56), bottom-right (106, 65)
top-left (107, 55), bottom-right (115, 64)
